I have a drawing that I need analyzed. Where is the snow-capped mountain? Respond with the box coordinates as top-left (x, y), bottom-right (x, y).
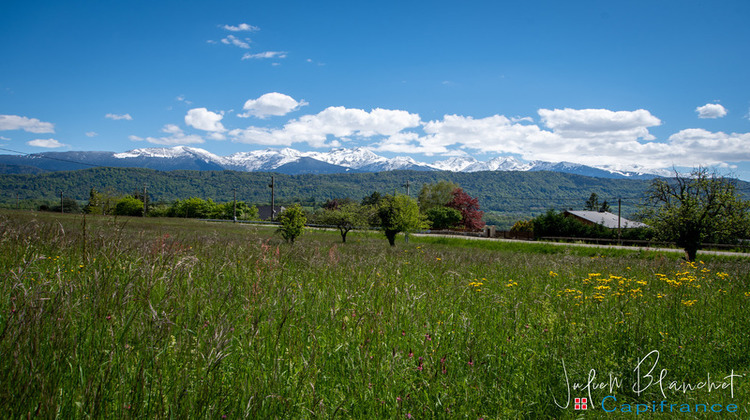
top-left (226, 148), bottom-right (305, 172)
top-left (0, 146), bottom-right (662, 179)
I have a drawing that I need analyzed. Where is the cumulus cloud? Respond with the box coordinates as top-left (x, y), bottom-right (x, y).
top-left (185, 108), bottom-right (226, 133)
top-left (221, 35), bottom-right (251, 49)
top-left (105, 113), bottom-right (133, 121)
top-left (370, 108), bottom-right (674, 171)
top-left (239, 93), bottom-right (308, 118)
top-left (0, 114), bottom-right (55, 133)
top-left (665, 128), bottom-right (750, 165)
top-left (27, 138), bottom-right (66, 148)
top-left (696, 103), bottom-right (727, 119)
top-left (222, 23), bottom-right (259, 32)
top-left (241, 51), bottom-right (287, 60)
top-left (85, 131), bottom-right (98, 137)
top-left (230, 106), bottom-right (421, 147)
top-left (135, 125), bottom-right (205, 146)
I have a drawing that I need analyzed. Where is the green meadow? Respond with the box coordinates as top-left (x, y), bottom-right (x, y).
top-left (1, 210), bottom-right (749, 418)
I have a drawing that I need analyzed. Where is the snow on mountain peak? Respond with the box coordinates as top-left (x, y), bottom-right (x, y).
top-left (109, 146), bottom-right (661, 178)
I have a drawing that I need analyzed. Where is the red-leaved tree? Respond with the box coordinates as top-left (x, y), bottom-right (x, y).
top-left (447, 188), bottom-right (485, 231)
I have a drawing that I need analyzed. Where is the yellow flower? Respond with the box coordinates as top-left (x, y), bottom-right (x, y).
top-left (681, 299), bottom-right (697, 307)
top-left (549, 271), bottom-right (558, 277)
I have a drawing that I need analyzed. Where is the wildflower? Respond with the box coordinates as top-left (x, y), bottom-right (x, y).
top-left (425, 333), bottom-right (432, 341)
top-left (549, 271), bottom-right (558, 277)
top-left (468, 358), bottom-right (474, 366)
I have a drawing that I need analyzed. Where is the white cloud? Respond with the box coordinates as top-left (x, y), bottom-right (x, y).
top-left (176, 95), bottom-right (192, 105)
top-left (221, 35), bottom-right (251, 49)
top-left (85, 131), bottom-right (98, 137)
top-left (105, 113), bottom-right (133, 121)
top-left (538, 108), bottom-right (661, 138)
top-left (239, 92), bottom-right (308, 118)
top-left (666, 128), bottom-right (750, 165)
top-left (137, 125), bottom-right (205, 146)
top-left (222, 23), bottom-right (259, 32)
top-left (696, 103), bottom-right (727, 119)
top-left (0, 114), bottom-right (55, 133)
top-left (242, 51), bottom-right (287, 60)
top-left (185, 108), bottom-right (226, 133)
top-left (371, 108), bottom-right (673, 171)
top-left (230, 106), bottom-right (421, 148)
top-left (27, 138), bottom-right (66, 148)
top-left (1, 135), bottom-right (11, 140)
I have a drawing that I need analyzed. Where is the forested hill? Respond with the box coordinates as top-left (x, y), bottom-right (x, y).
top-left (1, 167), bottom-right (661, 216)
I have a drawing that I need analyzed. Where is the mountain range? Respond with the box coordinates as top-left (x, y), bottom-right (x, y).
top-left (0, 146), bottom-right (662, 179)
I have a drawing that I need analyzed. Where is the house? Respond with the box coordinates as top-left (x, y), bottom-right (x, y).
top-left (564, 210), bottom-right (649, 229)
top-left (257, 205), bottom-right (286, 221)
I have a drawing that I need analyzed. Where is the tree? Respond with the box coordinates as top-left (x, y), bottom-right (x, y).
top-left (376, 194), bottom-right (428, 246)
top-left (319, 202), bottom-right (371, 243)
top-left (418, 181), bottom-right (458, 212)
top-left (647, 167), bottom-right (750, 261)
top-left (361, 191), bottom-right (383, 207)
top-left (114, 196), bottom-right (144, 217)
top-left (424, 206), bottom-right (462, 230)
top-left (277, 204), bottom-right (307, 243)
top-left (584, 192), bottom-right (611, 212)
top-left (585, 193), bottom-right (600, 211)
top-left (446, 188), bottom-right (485, 231)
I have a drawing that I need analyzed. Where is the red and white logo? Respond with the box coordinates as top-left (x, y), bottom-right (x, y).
top-left (574, 397), bottom-right (588, 410)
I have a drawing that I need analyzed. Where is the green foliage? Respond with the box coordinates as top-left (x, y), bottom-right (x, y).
top-left (424, 205), bottom-right (462, 230)
top-left (510, 219), bottom-right (534, 234)
top-left (317, 202), bottom-right (371, 243)
top-left (277, 204), bottom-right (307, 243)
top-left (647, 167), bottom-right (750, 261)
top-left (114, 196), bottom-right (143, 216)
top-left (46, 197), bottom-right (81, 214)
top-left (418, 180), bottom-right (458, 212)
top-left (376, 194), bottom-right (428, 246)
top-left (532, 209), bottom-right (613, 238)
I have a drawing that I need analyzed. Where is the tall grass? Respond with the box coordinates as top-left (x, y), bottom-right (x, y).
top-left (1, 210), bottom-right (749, 418)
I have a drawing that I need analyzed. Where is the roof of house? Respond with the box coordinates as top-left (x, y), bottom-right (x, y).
top-left (565, 210), bottom-right (649, 229)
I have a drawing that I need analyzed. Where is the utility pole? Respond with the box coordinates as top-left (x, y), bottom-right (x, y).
top-left (143, 184), bottom-right (148, 217)
top-left (617, 198), bottom-right (622, 245)
top-left (268, 176), bottom-right (276, 221)
top-left (233, 188), bottom-right (237, 222)
top-left (60, 191), bottom-right (64, 214)
top-left (403, 180), bottom-right (410, 196)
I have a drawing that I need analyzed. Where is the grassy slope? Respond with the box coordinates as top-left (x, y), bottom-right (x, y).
top-left (1, 210), bottom-right (749, 418)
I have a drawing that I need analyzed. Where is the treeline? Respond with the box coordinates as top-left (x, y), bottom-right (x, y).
top-left (45, 188), bottom-right (259, 221)
top-left (0, 167), bottom-right (661, 218)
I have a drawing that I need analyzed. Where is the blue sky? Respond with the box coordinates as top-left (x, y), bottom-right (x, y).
top-left (2, 0), bottom-right (750, 178)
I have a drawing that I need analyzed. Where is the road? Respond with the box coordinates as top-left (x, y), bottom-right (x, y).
top-left (412, 233), bottom-right (750, 258)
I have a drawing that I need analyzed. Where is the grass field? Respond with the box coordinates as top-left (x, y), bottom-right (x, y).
top-left (1, 210), bottom-right (749, 418)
